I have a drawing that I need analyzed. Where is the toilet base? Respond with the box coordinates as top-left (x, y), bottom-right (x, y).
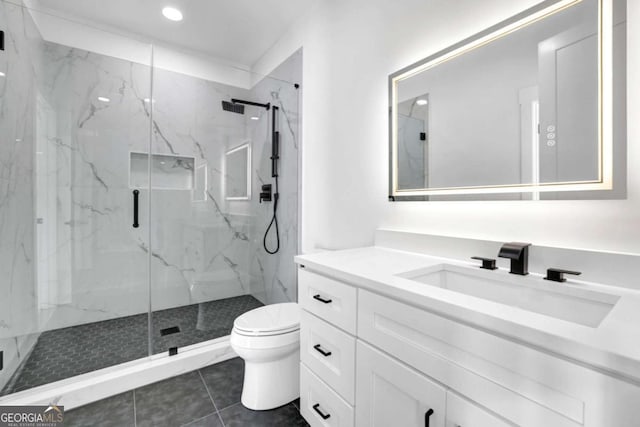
top-left (240, 348), bottom-right (300, 410)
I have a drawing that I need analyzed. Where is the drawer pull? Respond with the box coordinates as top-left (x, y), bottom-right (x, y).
top-left (313, 403), bottom-right (331, 420)
top-left (313, 294), bottom-right (333, 304)
top-left (424, 408), bottom-right (434, 427)
top-left (313, 344), bottom-right (332, 357)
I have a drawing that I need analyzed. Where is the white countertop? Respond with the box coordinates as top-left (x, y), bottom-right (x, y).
top-left (295, 246), bottom-right (640, 383)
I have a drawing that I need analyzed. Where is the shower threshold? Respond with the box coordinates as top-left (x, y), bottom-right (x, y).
top-left (1, 295), bottom-right (263, 396)
top-left (0, 336), bottom-right (237, 410)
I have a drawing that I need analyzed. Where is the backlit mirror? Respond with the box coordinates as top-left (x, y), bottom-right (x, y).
top-left (389, 0), bottom-right (626, 200)
top-left (225, 143), bottom-right (251, 200)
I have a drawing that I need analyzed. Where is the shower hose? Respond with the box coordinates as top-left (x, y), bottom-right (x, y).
top-left (263, 175), bottom-right (280, 254)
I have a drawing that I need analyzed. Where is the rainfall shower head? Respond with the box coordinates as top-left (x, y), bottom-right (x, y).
top-left (222, 100), bottom-right (245, 114)
top-left (222, 98), bottom-right (271, 116)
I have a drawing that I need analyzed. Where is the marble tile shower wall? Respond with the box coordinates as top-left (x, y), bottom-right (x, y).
top-left (149, 67), bottom-right (252, 312)
top-left (247, 51), bottom-right (301, 305)
top-left (38, 42), bottom-right (153, 330)
top-left (0, 1), bottom-right (45, 392)
top-left (41, 43), bottom-right (269, 322)
top-left (150, 49), bottom-right (300, 310)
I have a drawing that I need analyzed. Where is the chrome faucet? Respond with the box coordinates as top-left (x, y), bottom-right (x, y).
top-left (498, 242), bottom-right (531, 275)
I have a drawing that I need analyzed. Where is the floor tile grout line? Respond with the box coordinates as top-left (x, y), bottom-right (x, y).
top-left (133, 389), bottom-right (137, 427)
top-left (198, 369), bottom-right (226, 427)
top-left (215, 401), bottom-right (243, 413)
top-left (179, 411), bottom-right (220, 427)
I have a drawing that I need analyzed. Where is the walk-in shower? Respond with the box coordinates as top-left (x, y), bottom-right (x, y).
top-left (0, 0), bottom-right (301, 400)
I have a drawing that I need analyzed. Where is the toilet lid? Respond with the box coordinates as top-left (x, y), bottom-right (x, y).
top-left (233, 303), bottom-right (300, 335)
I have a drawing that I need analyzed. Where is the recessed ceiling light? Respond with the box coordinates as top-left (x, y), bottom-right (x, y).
top-left (0, 71), bottom-right (5, 77)
top-left (416, 99), bottom-right (428, 106)
top-left (144, 98), bottom-right (156, 103)
top-left (98, 96), bottom-right (110, 103)
top-left (162, 7), bottom-right (183, 21)
top-left (16, 139), bottom-right (22, 142)
top-left (250, 116), bottom-right (259, 121)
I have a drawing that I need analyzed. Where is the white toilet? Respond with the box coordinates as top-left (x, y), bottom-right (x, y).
top-left (230, 302), bottom-right (300, 410)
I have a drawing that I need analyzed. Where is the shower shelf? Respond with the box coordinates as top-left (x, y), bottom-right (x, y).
top-left (129, 152), bottom-right (195, 190)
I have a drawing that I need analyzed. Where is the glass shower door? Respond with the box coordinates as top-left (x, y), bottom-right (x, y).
top-left (0, 1), bottom-right (154, 395)
top-left (147, 52), bottom-right (301, 354)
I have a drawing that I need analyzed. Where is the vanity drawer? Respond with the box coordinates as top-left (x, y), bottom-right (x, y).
top-left (445, 392), bottom-right (511, 427)
top-left (357, 289), bottom-right (583, 427)
top-left (299, 269), bottom-right (357, 334)
top-left (300, 363), bottom-right (354, 427)
top-left (301, 310), bottom-right (356, 404)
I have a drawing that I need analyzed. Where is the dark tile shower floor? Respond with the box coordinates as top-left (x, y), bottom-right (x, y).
top-left (1, 295), bottom-right (263, 396)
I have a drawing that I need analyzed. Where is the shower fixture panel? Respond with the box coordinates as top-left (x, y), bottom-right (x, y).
top-left (264, 105), bottom-right (281, 254)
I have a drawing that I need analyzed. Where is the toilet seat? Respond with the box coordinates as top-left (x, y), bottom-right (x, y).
top-left (233, 302), bottom-right (300, 337)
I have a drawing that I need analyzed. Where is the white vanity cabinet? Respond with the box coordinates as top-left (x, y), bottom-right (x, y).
top-left (355, 341), bottom-right (445, 427)
top-left (299, 268), bottom-right (357, 427)
top-left (444, 392), bottom-right (512, 427)
top-left (297, 267), bottom-right (640, 427)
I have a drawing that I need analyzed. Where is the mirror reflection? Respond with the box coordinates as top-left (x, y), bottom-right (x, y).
top-left (390, 0), bottom-right (624, 199)
top-left (225, 143), bottom-right (251, 199)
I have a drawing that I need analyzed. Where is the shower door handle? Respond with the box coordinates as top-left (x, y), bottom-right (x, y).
top-left (132, 189), bottom-right (140, 228)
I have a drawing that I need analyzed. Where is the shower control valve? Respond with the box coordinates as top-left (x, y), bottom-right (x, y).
top-left (259, 184), bottom-right (272, 203)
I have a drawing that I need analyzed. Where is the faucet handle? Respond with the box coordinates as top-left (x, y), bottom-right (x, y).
top-left (471, 256), bottom-right (497, 270)
top-left (545, 268), bottom-right (582, 283)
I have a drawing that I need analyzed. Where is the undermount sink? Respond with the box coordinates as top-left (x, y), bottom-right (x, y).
top-left (396, 264), bottom-right (619, 328)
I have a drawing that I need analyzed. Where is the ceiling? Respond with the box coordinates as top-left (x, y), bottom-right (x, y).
top-left (31, 0), bottom-right (314, 67)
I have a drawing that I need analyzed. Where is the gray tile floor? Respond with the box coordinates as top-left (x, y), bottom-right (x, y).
top-left (1, 296), bottom-right (263, 396)
top-left (64, 358), bottom-right (309, 427)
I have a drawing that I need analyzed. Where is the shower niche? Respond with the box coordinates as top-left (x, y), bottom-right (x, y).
top-left (130, 152), bottom-right (196, 190)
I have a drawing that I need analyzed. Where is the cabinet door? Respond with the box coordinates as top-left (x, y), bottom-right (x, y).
top-left (445, 392), bottom-right (511, 427)
top-left (355, 341), bottom-right (445, 427)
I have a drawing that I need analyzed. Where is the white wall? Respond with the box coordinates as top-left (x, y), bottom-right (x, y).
top-left (253, 0), bottom-right (640, 255)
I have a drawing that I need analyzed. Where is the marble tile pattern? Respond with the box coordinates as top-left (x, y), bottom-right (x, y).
top-left (148, 51), bottom-right (301, 308)
top-left (0, 0), bottom-right (45, 392)
top-left (148, 65), bottom-right (253, 313)
top-left (247, 50), bottom-right (302, 305)
top-left (64, 358), bottom-right (309, 427)
top-left (29, 44), bottom-right (299, 322)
